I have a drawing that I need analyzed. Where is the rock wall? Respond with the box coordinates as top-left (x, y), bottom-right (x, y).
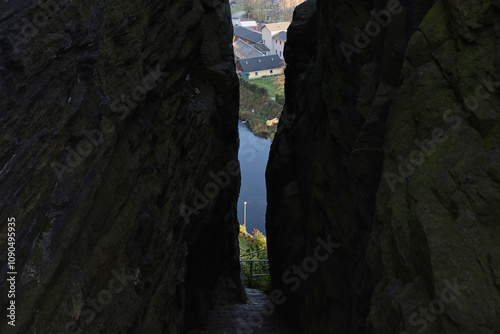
top-left (266, 0), bottom-right (500, 333)
top-left (0, 0), bottom-right (243, 333)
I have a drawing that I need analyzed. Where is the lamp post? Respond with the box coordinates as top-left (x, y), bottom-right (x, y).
top-left (244, 201), bottom-right (247, 232)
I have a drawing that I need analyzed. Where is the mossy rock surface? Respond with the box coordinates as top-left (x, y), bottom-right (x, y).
top-left (0, 0), bottom-right (244, 333)
top-left (266, 0), bottom-right (500, 333)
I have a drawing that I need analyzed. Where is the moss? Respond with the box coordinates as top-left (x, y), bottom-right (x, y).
top-left (419, 0), bottom-right (450, 50)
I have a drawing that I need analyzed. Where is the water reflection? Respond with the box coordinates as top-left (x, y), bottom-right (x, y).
top-left (238, 121), bottom-right (271, 236)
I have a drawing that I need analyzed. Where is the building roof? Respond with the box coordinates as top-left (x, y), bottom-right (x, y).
top-left (273, 31), bottom-right (287, 42)
top-left (240, 20), bottom-right (258, 28)
top-left (261, 22), bottom-right (290, 33)
top-left (237, 55), bottom-right (284, 72)
top-left (234, 39), bottom-right (265, 59)
top-left (234, 26), bottom-right (263, 44)
top-left (253, 43), bottom-right (270, 52)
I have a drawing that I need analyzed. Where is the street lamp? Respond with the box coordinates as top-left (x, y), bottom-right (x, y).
top-left (244, 201), bottom-right (247, 232)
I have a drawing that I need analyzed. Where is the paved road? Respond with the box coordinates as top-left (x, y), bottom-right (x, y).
top-left (232, 10), bottom-right (247, 19)
top-left (188, 288), bottom-right (293, 334)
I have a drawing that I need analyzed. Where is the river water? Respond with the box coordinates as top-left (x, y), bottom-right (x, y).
top-left (237, 120), bottom-right (271, 236)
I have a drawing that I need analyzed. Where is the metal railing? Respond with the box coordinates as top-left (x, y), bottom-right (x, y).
top-left (240, 248), bottom-right (267, 257)
top-left (240, 248), bottom-right (269, 288)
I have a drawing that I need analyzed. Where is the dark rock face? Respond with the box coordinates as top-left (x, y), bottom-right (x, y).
top-left (0, 0), bottom-right (243, 333)
top-left (267, 0), bottom-right (500, 333)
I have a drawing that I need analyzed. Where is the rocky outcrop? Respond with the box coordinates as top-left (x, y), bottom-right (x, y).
top-left (266, 0), bottom-right (500, 333)
top-left (0, 0), bottom-right (243, 333)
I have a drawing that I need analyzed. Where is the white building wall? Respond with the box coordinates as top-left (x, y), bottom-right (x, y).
top-left (273, 38), bottom-right (285, 59)
top-left (261, 27), bottom-right (275, 55)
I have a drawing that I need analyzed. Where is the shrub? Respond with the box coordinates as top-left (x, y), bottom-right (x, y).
top-left (257, 86), bottom-right (268, 97)
top-left (248, 82), bottom-right (257, 92)
top-left (276, 94), bottom-right (285, 105)
top-left (252, 228), bottom-right (267, 249)
top-left (252, 123), bottom-right (269, 136)
top-left (240, 224), bottom-right (249, 235)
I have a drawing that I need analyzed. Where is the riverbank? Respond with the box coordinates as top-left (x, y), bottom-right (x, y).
top-left (239, 77), bottom-right (283, 140)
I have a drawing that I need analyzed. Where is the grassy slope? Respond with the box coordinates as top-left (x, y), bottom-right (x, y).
top-left (250, 76), bottom-right (284, 99)
top-left (231, 3), bottom-right (242, 14)
top-left (239, 79), bottom-right (282, 139)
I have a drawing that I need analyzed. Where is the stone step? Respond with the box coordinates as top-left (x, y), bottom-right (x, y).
top-left (188, 288), bottom-right (293, 334)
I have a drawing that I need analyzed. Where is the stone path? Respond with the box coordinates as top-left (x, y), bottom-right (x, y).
top-left (188, 288), bottom-right (293, 334)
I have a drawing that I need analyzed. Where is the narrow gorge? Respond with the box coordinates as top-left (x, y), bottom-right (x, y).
top-left (0, 0), bottom-right (499, 333)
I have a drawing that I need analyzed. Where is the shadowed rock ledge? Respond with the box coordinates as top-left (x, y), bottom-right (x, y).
top-left (0, 0), bottom-right (243, 333)
top-left (267, 0), bottom-right (500, 333)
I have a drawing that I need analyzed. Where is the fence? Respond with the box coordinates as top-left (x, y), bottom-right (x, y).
top-left (240, 248), bottom-right (270, 288)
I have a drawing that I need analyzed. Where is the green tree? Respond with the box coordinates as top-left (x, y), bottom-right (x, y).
top-left (242, 0), bottom-right (256, 17)
top-left (243, 0), bottom-right (273, 22)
